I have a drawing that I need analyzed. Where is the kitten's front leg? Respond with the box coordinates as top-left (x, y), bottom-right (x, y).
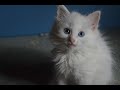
top-left (49, 78), bottom-right (66, 85)
top-left (57, 79), bottom-right (67, 85)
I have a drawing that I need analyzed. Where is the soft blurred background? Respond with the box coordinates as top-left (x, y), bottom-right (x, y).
top-left (0, 5), bottom-right (120, 37)
top-left (0, 5), bottom-right (120, 85)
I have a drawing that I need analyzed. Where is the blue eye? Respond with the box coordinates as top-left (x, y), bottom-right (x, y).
top-left (64, 28), bottom-right (71, 34)
top-left (78, 31), bottom-right (85, 37)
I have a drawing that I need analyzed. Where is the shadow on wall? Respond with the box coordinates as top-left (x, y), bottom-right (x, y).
top-left (0, 47), bottom-right (55, 85)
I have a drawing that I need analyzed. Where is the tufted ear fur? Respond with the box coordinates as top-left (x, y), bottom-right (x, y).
top-left (56, 5), bottom-right (70, 21)
top-left (87, 11), bottom-right (101, 30)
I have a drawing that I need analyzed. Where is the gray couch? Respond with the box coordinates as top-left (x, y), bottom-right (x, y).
top-left (0, 30), bottom-right (120, 85)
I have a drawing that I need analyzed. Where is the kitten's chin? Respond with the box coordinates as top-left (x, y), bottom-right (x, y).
top-left (67, 44), bottom-right (77, 48)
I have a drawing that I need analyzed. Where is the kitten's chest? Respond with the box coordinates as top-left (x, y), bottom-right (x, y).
top-left (54, 46), bottom-right (102, 71)
top-left (61, 50), bottom-right (98, 75)
top-left (66, 50), bottom-right (88, 68)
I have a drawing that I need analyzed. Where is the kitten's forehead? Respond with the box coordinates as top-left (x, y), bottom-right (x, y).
top-left (70, 12), bottom-right (87, 25)
top-left (65, 12), bottom-right (89, 29)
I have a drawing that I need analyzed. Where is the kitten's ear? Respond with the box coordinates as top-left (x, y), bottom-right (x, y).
top-left (87, 11), bottom-right (101, 30)
top-left (56, 5), bottom-right (70, 21)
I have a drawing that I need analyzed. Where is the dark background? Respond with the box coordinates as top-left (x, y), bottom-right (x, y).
top-left (0, 5), bottom-right (120, 37)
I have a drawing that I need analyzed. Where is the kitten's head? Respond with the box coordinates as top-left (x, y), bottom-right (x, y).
top-left (50, 5), bottom-right (101, 49)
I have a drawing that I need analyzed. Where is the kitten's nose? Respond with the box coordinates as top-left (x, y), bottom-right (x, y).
top-left (68, 37), bottom-right (76, 45)
top-left (71, 38), bottom-right (75, 43)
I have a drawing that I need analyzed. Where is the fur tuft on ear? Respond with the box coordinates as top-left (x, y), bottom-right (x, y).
top-left (87, 11), bottom-right (101, 30)
top-left (56, 5), bottom-right (70, 21)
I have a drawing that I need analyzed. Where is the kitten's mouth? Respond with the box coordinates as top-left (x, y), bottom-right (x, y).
top-left (67, 42), bottom-right (76, 48)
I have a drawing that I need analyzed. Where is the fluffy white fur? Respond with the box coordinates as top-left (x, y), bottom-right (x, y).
top-left (49, 5), bottom-right (113, 85)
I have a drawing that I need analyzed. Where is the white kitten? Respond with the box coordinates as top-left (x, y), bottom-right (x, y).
top-left (49, 5), bottom-right (114, 85)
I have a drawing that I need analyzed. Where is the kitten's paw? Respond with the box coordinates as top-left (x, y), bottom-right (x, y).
top-left (58, 80), bottom-right (66, 85)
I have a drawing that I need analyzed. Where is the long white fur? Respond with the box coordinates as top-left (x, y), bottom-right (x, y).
top-left (49, 5), bottom-right (113, 85)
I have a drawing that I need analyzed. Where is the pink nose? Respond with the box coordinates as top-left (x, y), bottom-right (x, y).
top-left (68, 37), bottom-right (76, 45)
top-left (71, 38), bottom-right (75, 43)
